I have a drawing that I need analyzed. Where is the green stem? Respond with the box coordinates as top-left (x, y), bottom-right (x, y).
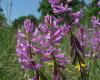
top-left (52, 53), bottom-right (66, 80)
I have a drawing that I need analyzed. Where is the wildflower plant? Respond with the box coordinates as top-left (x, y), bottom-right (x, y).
top-left (16, 0), bottom-right (100, 80)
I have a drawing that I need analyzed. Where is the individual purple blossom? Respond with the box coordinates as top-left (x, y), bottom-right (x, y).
top-left (44, 14), bottom-right (63, 26)
top-left (71, 10), bottom-right (83, 24)
top-left (50, 25), bottom-right (70, 44)
top-left (91, 37), bottom-right (100, 52)
top-left (98, 11), bottom-right (100, 15)
top-left (72, 10), bottom-right (83, 18)
top-left (91, 16), bottom-right (100, 27)
top-left (98, 0), bottom-right (100, 7)
top-left (17, 29), bottom-right (26, 37)
top-left (24, 19), bottom-right (35, 33)
top-left (54, 54), bottom-right (64, 58)
top-left (51, 4), bottom-right (72, 14)
top-left (44, 14), bottom-right (54, 25)
top-left (55, 53), bottom-right (70, 68)
top-left (32, 28), bottom-right (50, 47)
top-left (77, 27), bottom-right (88, 47)
top-left (39, 23), bottom-right (48, 33)
top-left (61, 24), bottom-right (71, 35)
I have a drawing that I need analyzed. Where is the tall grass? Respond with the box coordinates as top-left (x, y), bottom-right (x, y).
top-left (0, 27), bottom-right (25, 80)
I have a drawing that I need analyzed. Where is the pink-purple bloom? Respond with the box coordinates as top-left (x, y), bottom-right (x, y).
top-left (24, 19), bottom-right (35, 33)
top-left (91, 16), bottom-right (100, 27)
top-left (91, 37), bottom-right (100, 52)
top-left (51, 4), bottom-right (72, 14)
top-left (16, 19), bottom-right (43, 71)
top-left (71, 10), bottom-right (83, 24)
top-left (16, 30), bottom-right (34, 69)
top-left (77, 27), bottom-right (88, 47)
top-left (98, 0), bottom-right (100, 7)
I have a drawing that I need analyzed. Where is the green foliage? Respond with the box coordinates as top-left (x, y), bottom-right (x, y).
top-left (0, 7), bottom-right (7, 27)
top-left (38, 0), bottom-right (52, 16)
top-left (0, 6), bottom-right (3, 12)
top-left (69, 0), bottom-right (85, 11)
top-left (12, 15), bottom-right (38, 29)
top-left (81, 0), bottom-right (100, 26)
top-left (0, 27), bottom-right (25, 80)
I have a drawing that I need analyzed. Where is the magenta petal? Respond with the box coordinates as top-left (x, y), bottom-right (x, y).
top-left (39, 23), bottom-right (48, 33)
top-left (98, 0), bottom-right (100, 7)
top-left (54, 54), bottom-right (64, 58)
top-left (31, 45), bottom-right (41, 53)
top-left (24, 19), bottom-right (35, 33)
top-left (17, 29), bottom-right (26, 37)
top-left (52, 4), bottom-right (68, 14)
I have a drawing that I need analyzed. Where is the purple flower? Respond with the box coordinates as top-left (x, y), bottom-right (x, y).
top-left (91, 16), bottom-right (100, 27)
top-left (44, 14), bottom-right (54, 25)
top-left (44, 14), bottom-right (64, 28)
top-left (72, 11), bottom-right (83, 18)
top-left (51, 4), bottom-right (72, 14)
top-left (24, 19), bottom-right (35, 33)
top-left (39, 23), bottom-right (48, 33)
top-left (91, 37), bottom-right (100, 52)
top-left (71, 10), bottom-right (83, 24)
top-left (16, 32), bottom-right (34, 69)
top-left (61, 24), bottom-right (71, 35)
top-left (30, 45), bottom-right (43, 54)
top-left (55, 54), bottom-right (64, 58)
top-left (16, 28), bottom-right (42, 70)
top-left (98, 0), bottom-right (100, 7)
top-left (77, 27), bottom-right (88, 46)
top-left (31, 24), bottom-right (68, 67)
top-left (98, 11), bottom-right (100, 15)
top-left (17, 29), bottom-right (26, 37)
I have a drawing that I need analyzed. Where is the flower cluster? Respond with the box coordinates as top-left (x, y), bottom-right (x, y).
top-left (16, 0), bottom-right (100, 80)
top-left (90, 1), bottom-right (100, 55)
top-left (16, 20), bottom-right (36, 70)
top-left (49, 0), bottom-right (72, 14)
top-left (16, 19), bottom-right (44, 80)
top-left (16, 13), bottom-right (70, 80)
top-left (32, 13), bottom-right (72, 79)
top-left (91, 16), bottom-right (100, 27)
